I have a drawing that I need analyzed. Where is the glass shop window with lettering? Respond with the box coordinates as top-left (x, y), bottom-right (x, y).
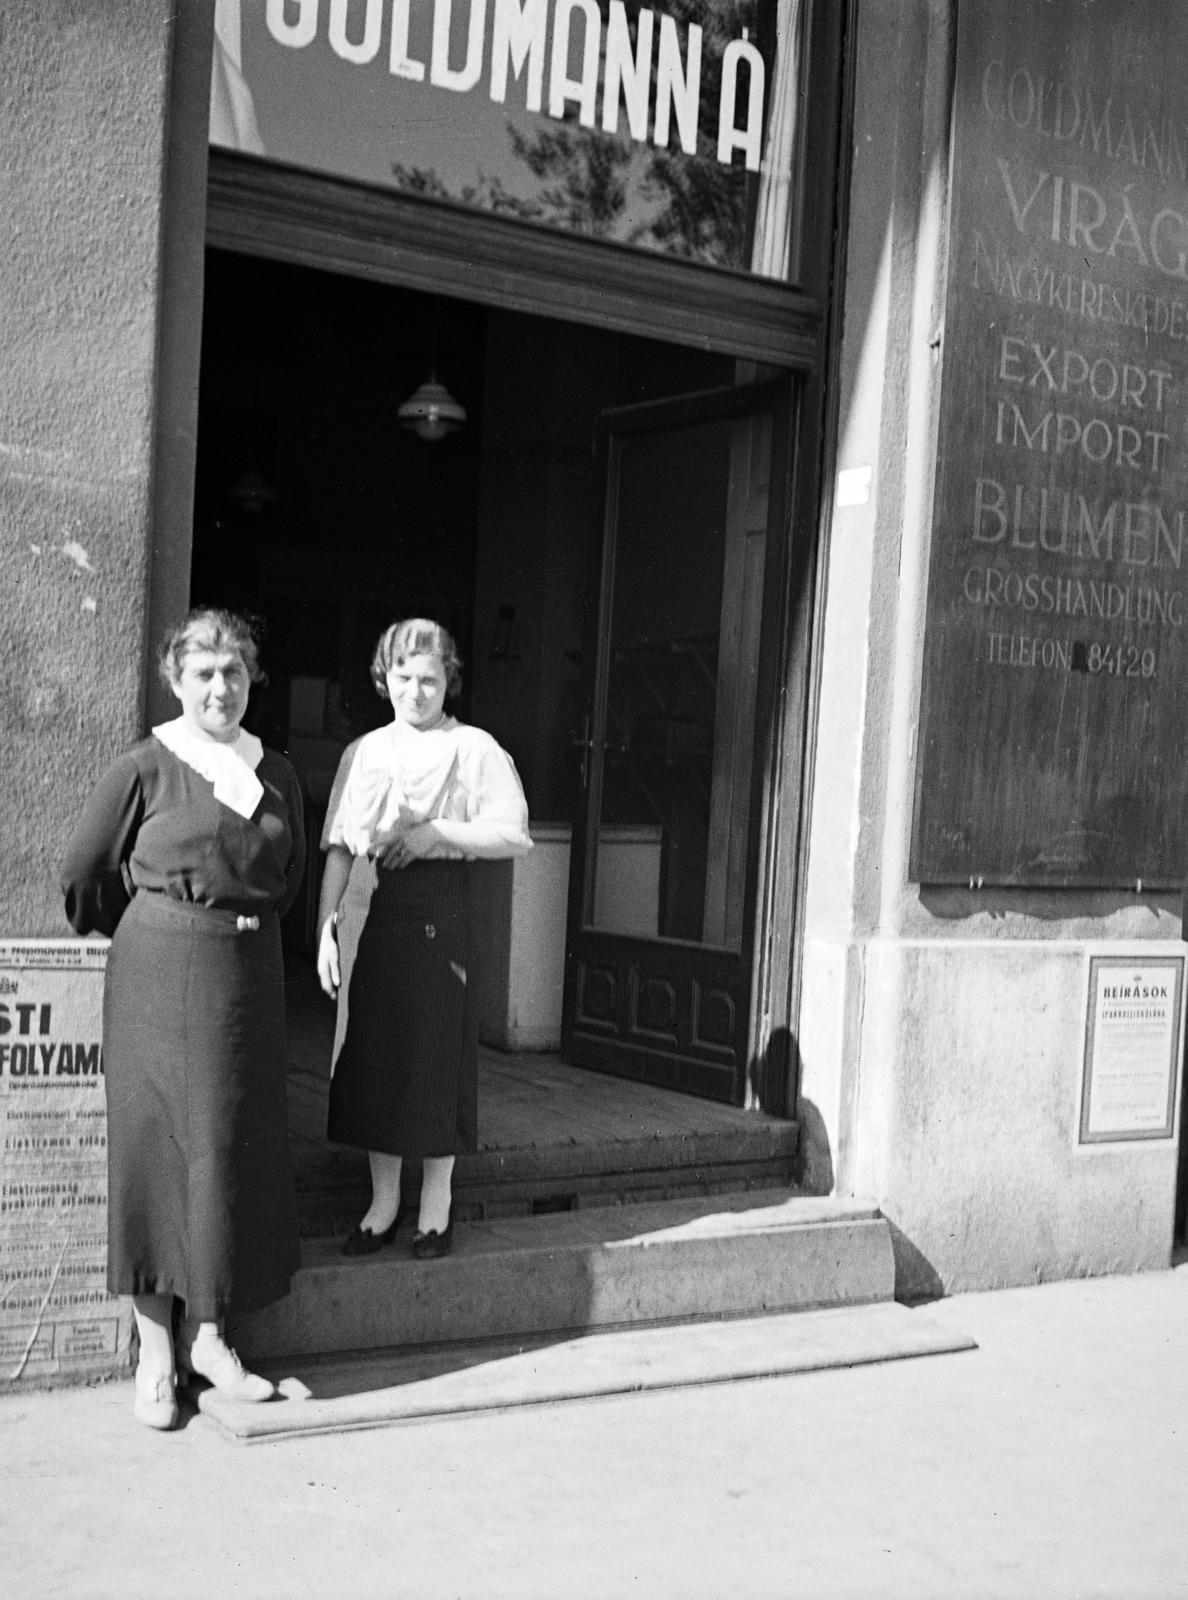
top-left (213, 0), bottom-right (807, 282)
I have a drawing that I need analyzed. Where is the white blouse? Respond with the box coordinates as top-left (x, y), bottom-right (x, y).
top-left (322, 717), bottom-right (532, 860)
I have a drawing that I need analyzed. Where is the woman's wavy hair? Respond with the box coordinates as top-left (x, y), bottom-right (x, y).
top-left (371, 618), bottom-right (463, 701)
top-left (158, 607), bottom-right (266, 687)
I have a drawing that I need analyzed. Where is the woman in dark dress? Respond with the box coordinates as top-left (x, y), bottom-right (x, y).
top-left (61, 608), bottom-right (305, 1430)
top-left (316, 619), bottom-right (531, 1258)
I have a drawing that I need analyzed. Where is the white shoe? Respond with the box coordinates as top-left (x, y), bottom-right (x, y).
top-left (186, 1335), bottom-right (275, 1403)
top-left (134, 1366), bottom-right (179, 1431)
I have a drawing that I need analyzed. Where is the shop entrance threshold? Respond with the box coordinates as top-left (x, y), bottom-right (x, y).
top-left (284, 963), bottom-right (799, 1241)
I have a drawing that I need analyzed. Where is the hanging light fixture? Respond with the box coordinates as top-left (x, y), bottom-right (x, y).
top-left (397, 372), bottom-right (466, 442)
top-left (398, 297), bottom-right (466, 443)
top-left (227, 466), bottom-right (276, 514)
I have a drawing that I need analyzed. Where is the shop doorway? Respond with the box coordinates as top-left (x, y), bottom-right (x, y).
top-left (192, 247), bottom-right (800, 1123)
top-left (565, 381), bottom-right (794, 1102)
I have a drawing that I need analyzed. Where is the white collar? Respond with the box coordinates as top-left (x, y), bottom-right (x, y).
top-left (153, 717), bottom-right (265, 820)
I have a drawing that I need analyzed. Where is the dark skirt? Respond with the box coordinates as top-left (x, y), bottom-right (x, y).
top-left (328, 859), bottom-right (477, 1157)
top-left (103, 893), bottom-right (299, 1320)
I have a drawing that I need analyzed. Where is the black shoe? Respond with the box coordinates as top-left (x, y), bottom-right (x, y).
top-left (412, 1215), bottom-right (454, 1260)
top-left (342, 1206), bottom-right (404, 1257)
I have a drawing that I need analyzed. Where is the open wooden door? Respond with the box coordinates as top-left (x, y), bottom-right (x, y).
top-left (561, 379), bottom-right (796, 1104)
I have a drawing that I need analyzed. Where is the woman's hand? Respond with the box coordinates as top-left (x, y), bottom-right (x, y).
top-left (316, 915), bottom-right (340, 998)
top-left (378, 823), bottom-right (435, 871)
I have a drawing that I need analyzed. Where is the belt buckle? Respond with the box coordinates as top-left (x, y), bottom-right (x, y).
top-left (236, 914), bottom-right (260, 933)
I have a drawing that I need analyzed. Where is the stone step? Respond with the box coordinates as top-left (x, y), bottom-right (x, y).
top-left (230, 1192), bottom-right (895, 1365)
top-left (456, 1124), bottom-right (799, 1216)
top-left (296, 1144), bottom-right (799, 1237)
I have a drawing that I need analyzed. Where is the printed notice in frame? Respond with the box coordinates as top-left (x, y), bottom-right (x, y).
top-left (1080, 954), bottom-right (1185, 1144)
top-left (0, 939), bottom-right (131, 1387)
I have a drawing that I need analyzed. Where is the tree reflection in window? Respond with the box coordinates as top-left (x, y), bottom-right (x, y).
top-left (391, 0), bottom-right (795, 274)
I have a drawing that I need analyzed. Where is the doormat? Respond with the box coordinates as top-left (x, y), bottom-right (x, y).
top-left (193, 1300), bottom-right (976, 1443)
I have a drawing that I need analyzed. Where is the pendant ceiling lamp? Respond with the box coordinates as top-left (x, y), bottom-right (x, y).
top-left (228, 466), bottom-right (276, 514)
top-left (398, 373), bottom-right (466, 443)
top-left (399, 300), bottom-right (466, 443)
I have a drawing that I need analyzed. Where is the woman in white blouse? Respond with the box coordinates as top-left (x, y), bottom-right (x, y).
top-left (317, 619), bottom-right (531, 1258)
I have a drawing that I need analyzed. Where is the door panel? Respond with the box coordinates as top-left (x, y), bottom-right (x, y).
top-left (705, 410), bottom-right (772, 949)
top-left (562, 381), bottom-right (795, 1103)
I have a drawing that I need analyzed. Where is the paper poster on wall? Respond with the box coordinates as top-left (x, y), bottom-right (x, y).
top-left (0, 940), bottom-right (130, 1387)
top-left (1079, 953), bottom-right (1184, 1143)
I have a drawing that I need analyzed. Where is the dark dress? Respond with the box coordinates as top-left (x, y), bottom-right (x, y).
top-left (60, 737), bottom-right (306, 1320)
top-left (328, 857), bottom-right (477, 1156)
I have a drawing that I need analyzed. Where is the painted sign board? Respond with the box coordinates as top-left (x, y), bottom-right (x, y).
top-left (210, 0), bottom-right (804, 279)
top-left (912, 0), bottom-right (1188, 885)
top-left (0, 941), bottom-right (131, 1388)
top-left (1079, 951), bottom-right (1184, 1142)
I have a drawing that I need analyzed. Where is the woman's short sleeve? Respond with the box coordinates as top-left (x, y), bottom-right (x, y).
top-left (321, 738), bottom-right (361, 851)
top-left (466, 737), bottom-right (532, 855)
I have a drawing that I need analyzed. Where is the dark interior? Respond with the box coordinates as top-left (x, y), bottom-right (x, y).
top-left (192, 247), bottom-right (734, 862)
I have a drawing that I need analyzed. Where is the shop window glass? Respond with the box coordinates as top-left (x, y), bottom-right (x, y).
top-left (212, 0), bottom-right (805, 281)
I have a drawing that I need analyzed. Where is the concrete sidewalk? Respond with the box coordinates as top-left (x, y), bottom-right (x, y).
top-left (3, 1266), bottom-right (1188, 1599)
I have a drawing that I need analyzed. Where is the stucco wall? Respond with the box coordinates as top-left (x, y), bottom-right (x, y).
top-left (854, 940), bottom-right (1181, 1297)
top-left (798, 0), bottom-right (1184, 1290)
top-left (0, 2), bottom-right (208, 934)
